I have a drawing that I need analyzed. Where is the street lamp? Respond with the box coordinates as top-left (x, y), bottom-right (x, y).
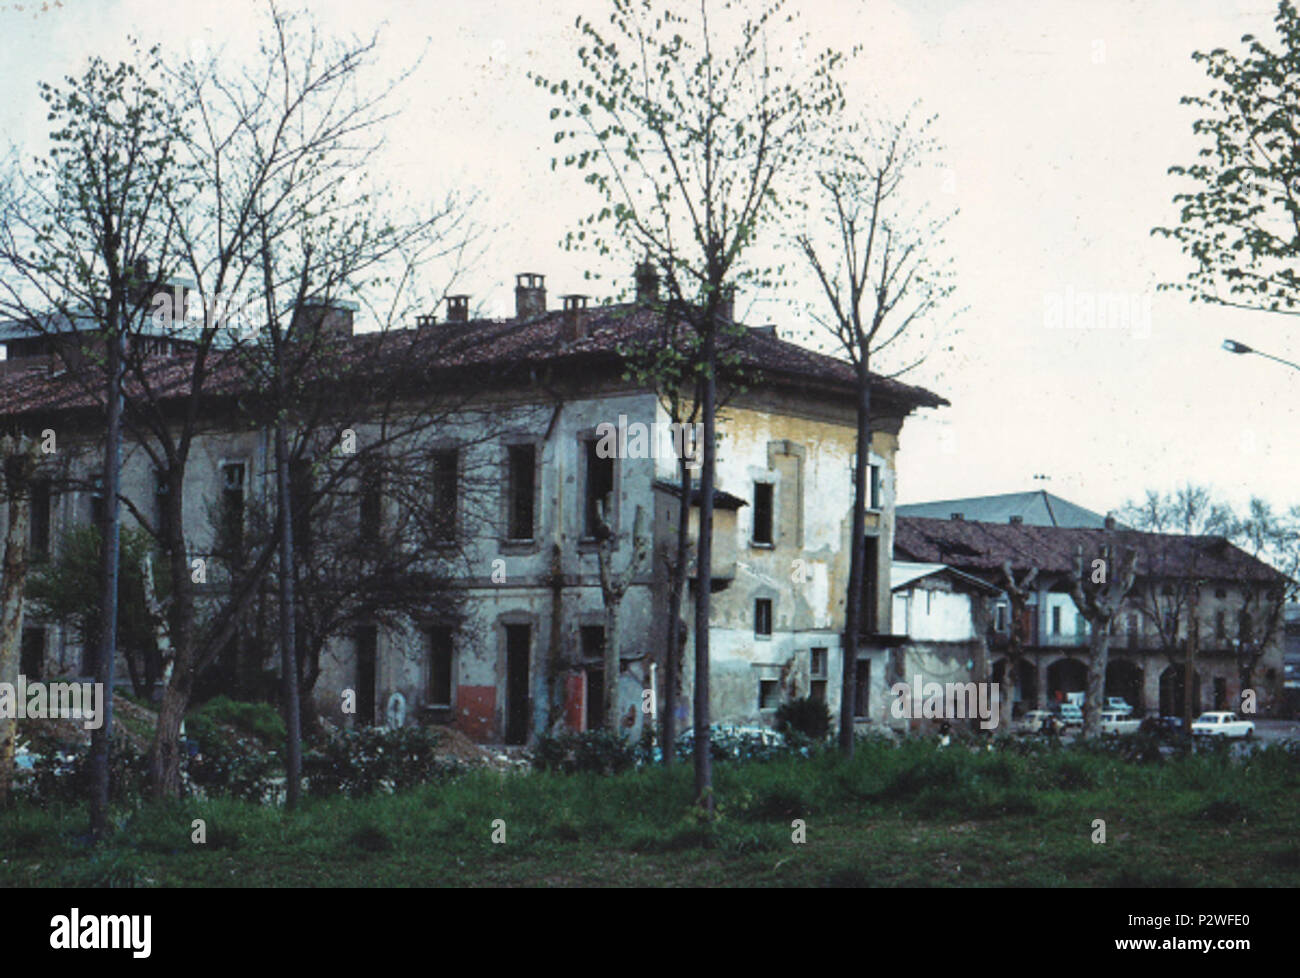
top-left (1222, 338), bottom-right (1300, 372)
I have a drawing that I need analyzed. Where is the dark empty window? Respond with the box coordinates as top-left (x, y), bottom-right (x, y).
top-left (853, 658), bottom-right (872, 719)
top-left (220, 462), bottom-right (246, 554)
top-left (752, 482), bottom-right (773, 544)
top-left (89, 474), bottom-right (105, 528)
top-left (581, 625), bottom-right (606, 731)
top-left (427, 627), bottom-right (453, 707)
top-left (584, 438), bottom-right (615, 537)
top-left (21, 627), bottom-right (43, 679)
top-left (30, 478), bottom-right (50, 559)
top-left (1051, 605), bottom-right (1062, 635)
top-left (759, 679), bottom-right (780, 710)
top-left (1239, 611), bottom-right (1254, 643)
top-left (153, 469), bottom-right (172, 548)
top-left (1215, 611), bottom-right (1226, 641)
top-left (755, 598), bottom-right (773, 637)
top-left (507, 444), bottom-right (536, 540)
top-left (430, 449), bottom-right (458, 542)
top-left (868, 464), bottom-right (881, 510)
top-left (359, 462), bottom-right (383, 541)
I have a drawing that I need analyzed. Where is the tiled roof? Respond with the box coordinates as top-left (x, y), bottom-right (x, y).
top-left (0, 303), bottom-right (947, 420)
top-left (894, 516), bottom-right (1286, 586)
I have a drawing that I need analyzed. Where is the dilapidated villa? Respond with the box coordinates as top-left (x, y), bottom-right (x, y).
top-left (0, 265), bottom-right (946, 744)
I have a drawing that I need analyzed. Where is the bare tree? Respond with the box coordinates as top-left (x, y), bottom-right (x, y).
top-left (535, 0), bottom-right (844, 808)
top-left (593, 502), bottom-right (652, 730)
top-left (1069, 535), bottom-right (1138, 737)
top-left (794, 108), bottom-right (956, 755)
top-left (0, 434), bottom-right (38, 805)
top-left (997, 562), bottom-right (1040, 727)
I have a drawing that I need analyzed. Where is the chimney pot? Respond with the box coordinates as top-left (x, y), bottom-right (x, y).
top-left (561, 294), bottom-right (589, 341)
top-left (1104, 514), bottom-right (1117, 530)
top-left (515, 273), bottom-right (547, 320)
top-left (416, 312), bottom-right (437, 328)
top-left (635, 261), bottom-right (660, 305)
top-left (447, 295), bottom-right (470, 323)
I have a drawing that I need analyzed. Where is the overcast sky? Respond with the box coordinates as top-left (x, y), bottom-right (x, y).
top-left (2, 0), bottom-right (1296, 521)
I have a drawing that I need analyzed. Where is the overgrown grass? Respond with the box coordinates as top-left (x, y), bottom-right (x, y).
top-left (3, 737), bottom-right (1297, 887)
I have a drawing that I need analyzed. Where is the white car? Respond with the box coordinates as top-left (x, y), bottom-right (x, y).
top-left (1057, 704), bottom-right (1084, 728)
top-left (1100, 710), bottom-right (1141, 735)
top-left (1105, 697), bottom-right (1134, 716)
top-left (1190, 712), bottom-right (1255, 739)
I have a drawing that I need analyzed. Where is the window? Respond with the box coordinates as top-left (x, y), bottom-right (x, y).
top-left (759, 679), bottom-right (780, 710)
top-left (430, 449), bottom-right (458, 542)
top-left (810, 647), bottom-right (828, 703)
top-left (755, 598), bottom-right (773, 637)
top-left (853, 658), bottom-right (871, 719)
top-left (427, 627), bottom-right (453, 707)
top-left (359, 462), bottom-right (383, 541)
top-left (994, 602), bottom-right (1008, 632)
top-left (507, 444), bottom-right (536, 540)
top-left (581, 626), bottom-right (606, 731)
top-left (219, 462), bottom-right (246, 553)
top-left (1215, 610), bottom-right (1226, 641)
top-left (868, 463), bottom-right (881, 510)
top-left (153, 469), bottom-right (172, 548)
top-left (30, 478), bottom-right (50, 559)
top-left (1239, 611), bottom-right (1253, 643)
top-left (583, 438), bottom-right (615, 537)
top-left (89, 473), bottom-right (105, 528)
top-left (1051, 605), bottom-right (1062, 635)
top-left (21, 627), bottom-right (43, 679)
top-left (752, 482), bottom-right (773, 545)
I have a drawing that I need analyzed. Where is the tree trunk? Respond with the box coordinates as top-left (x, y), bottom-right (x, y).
top-left (603, 592), bottom-right (622, 729)
top-left (90, 327), bottom-right (123, 839)
top-left (0, 438), bottom-right (35, 806)
top-left (662, 451), bottom-right (691, 766)
top-left (1083, 622), bottom-right (1108, 738)
top-left (693, 323), bottom-right (716, 811)
top-left (275, 416), bottom-right (302, 808)
top-left (148, 519), bottom-right (195, 799)
top-left (840, 358), bottom-right (871, 755)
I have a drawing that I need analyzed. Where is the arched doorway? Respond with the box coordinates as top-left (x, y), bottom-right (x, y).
top-left (1159, 665), bottom-right (1201, 718)
top-left (1105, 659), bottom-right (1144, 712)
top-left (992, 657), bottom-right (1037, 717)
top-left (1046, 657), bottom-right (1087, 705)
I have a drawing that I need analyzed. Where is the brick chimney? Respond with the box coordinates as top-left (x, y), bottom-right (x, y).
top-left (446, 295), bottom-right (470, 323)
top-left (515, 273), bottom-right (546, 320)
top-left (293, 300), bottom-right (355, 339)
top-left (560, 294), bottom-right (589, 341)
top-left (635, 261), bottom-right (659, 305)
top-left (415, 313), bottom-right (437, 328)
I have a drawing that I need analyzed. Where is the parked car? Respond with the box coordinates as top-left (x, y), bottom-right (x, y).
top-left (1056, 703), bottom-right (1084, 728)
top-left (1138, 715), bottom-right (1183, 738)
top-left (1105, 697), bottom-right (1134, 716)
top-left (1100, 710), bottom-right (1141, 735)
top-left (1019, 710), bottom-right (1055, 733)
top-left (1191, 712), bottom-right (1254, 739)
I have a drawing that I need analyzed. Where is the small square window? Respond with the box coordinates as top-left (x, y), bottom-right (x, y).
top-left (755, 598), bottom-right (772, 637)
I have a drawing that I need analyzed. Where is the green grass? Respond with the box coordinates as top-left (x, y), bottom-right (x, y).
top-left (3, 738), bottom-right (1298, 887)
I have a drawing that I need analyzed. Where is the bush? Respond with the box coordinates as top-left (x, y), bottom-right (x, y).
top-left (186, 696), bottom-right (285, 747)
top-left (532, 730), bottom-right (638, 775)
top-left (302, 725), bottom-right (459, 798)
top-left (18, 736), bottom-right (148, 805)
top-left (184, 735), bottom-right (280, 803)
top-left (774, 697), bottom-right (831, 741)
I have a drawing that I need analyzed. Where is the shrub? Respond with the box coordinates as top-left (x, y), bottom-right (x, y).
top-left (774, 697), bottom-right (831, 741)
top-left (531, 730), bottom-right (638, 775)
top-left (302, 725), bottom-right (459, 798)
top-left (186, 696), bottom-right (285, 747)
top-left (19, 736), bottom-right (148, 805)
top-left (184, 735), bottom-right (280, 803)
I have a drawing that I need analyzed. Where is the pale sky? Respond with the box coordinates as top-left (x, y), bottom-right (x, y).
top-left (1, 0), bottom-right (1296, 520)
